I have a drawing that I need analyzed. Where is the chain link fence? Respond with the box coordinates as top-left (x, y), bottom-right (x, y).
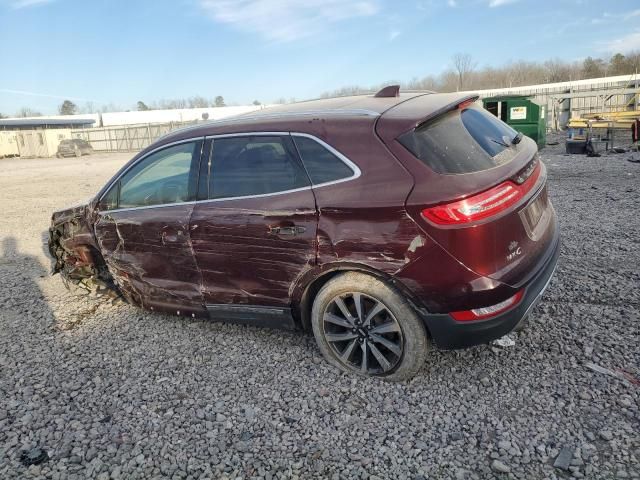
top-left (70, 121), bottom-right (198, 153)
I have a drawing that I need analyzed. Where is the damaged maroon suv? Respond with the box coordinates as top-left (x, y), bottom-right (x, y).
top-left (49, 86), bottom-right (559, 381)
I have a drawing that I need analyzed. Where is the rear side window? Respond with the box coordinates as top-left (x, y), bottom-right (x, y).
top-left (293, 136), bottom-right (355, 185)
top-left (398, 106), bottom-right (519, 174)
top-left (209, 136), bottom-right (309, 199)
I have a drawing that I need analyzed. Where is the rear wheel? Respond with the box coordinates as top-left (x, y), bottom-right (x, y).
top-left (311, 272), bottom-right (428, 381)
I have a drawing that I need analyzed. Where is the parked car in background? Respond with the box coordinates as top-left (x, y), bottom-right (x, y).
top-left (48, 86), bottom-right (559, 381)
top-left (56, 138), bottom-right (93, 158)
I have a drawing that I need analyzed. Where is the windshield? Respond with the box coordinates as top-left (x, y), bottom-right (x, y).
top-left (398, 105), bottom-right (520, 174)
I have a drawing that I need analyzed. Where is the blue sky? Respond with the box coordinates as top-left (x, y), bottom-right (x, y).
top-left (1, 0), bottom-right (639, 115)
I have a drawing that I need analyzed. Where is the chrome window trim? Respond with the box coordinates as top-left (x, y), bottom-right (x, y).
top-left (97, 131), bottom-right (362, 213)
top-left (196, 185), bottom-right (314, 205)
top-left (204, 131), bottom-right (289, 139)
top-left (96, 136), bottom-right (204, 211)
top-left (290, 132), bottom-right (361, 188)
top-left (195, 131), bottom-right (361, 204)
top-left (99, 201), bottom-right (197, 215)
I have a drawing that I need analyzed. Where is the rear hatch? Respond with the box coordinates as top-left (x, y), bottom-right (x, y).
top-left (376, 94), bottom-right (557, 288)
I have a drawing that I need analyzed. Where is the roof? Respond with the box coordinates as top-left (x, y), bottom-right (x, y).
top-left (157, 92), bottom-right (434, 142)
top-left (0, 118), bottom-right (95, 128)
top-left (154, 89), bottom-right (477, 150)
top-left (482, 95), bottom-right (533, 102)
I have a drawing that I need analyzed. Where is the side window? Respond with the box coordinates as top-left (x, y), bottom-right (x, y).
top-left (209, 136), bottom-right (310, 199)
top-left (101, 184), bottom-right (119, 210)
top-left (102, 141), bottom-right (200, 210)
top-left (293, 136), bottom-right (355, 185)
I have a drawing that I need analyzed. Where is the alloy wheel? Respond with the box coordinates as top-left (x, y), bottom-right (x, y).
top-left (322, 292), bottom-right (404, 375)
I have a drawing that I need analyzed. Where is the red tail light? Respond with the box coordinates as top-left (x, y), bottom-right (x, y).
top-left (450, 290), bottom-right (524, 321)
top-left (422, 160), bottom-right (540, 225)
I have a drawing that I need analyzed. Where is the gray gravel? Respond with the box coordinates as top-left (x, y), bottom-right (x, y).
top-left (0, 141), bottom-right (639, 479)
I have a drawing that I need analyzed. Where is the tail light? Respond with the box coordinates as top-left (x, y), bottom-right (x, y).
top-left (422, 158), bottom-right (540, 225)
top-left (450, 290), bottom-right (524, 321)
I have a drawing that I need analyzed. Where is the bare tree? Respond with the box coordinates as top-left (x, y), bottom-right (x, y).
top-left (582, 57), bottom-right (606, 79)
top-left (188, 96), bottom-right (210, 108)
top-left (452, 53), bottom-right (475, 90)
top-left (79, 101), bottom-right (97, 114)
top-left (99, 103), bottom-right (121, 113)
top-left (16, 107), bottom-right (42, 118)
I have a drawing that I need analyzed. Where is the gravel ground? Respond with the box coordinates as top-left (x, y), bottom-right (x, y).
top-left (0, 141), bottom-right (638, 480)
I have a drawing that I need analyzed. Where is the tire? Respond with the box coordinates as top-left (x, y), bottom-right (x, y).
top-left (75, 147), bottom-right (81, 157)
top-left (311, 272), bottom-right (428, 381)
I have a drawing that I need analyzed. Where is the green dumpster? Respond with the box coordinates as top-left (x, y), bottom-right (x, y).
top-left (482, 95), bottom-right (547, 149)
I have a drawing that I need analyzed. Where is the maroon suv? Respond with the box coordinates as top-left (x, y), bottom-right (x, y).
top-left (49, 87), bottom-right (559, 381)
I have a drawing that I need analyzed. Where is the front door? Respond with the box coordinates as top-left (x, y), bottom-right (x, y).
top-left (94, 139), bottom-right (205, 316)
top-left (190, 134), bottom-right (317, 327)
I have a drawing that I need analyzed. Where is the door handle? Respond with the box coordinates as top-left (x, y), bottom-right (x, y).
top-left (268, 225), bottom-right (306, 236)
top-left (161, 229), bottom-right (184, 245)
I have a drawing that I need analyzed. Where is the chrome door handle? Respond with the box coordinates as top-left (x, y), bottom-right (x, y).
top-left (161, 229), bottom-right (184, 244)
top-left (268, 225), bottom-right (306, 236)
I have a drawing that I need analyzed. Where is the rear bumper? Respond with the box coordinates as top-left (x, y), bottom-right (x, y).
top-left (422, 229), bottom-right (560, 349)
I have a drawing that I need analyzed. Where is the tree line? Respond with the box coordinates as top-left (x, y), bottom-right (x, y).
top-left (4, 50), bottom-right (639, 119)
top-left (2, 95), bottom-right (247, 118)
top-left (320, 51), bottom-right (640, 97)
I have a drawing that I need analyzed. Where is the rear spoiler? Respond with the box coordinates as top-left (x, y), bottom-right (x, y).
top-left (375, 92), bottom-right (481, 143)
top-left (414, 94), bottom-right (479, 130)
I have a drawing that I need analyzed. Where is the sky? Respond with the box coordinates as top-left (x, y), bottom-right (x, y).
top-left (1, 0), bottom-right (639, 115)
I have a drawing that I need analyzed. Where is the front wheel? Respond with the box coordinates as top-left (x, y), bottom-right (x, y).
top-left (311, 272), bottom-right (428, 381)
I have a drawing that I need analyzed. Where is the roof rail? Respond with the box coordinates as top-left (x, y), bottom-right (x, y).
top-left (374, 85), bottom-right (400, 98)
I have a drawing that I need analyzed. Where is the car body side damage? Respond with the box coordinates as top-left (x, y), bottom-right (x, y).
top-left (47, 87), bottom-right (559, 380)
top-left (48, 202), bottom-right (118, 297)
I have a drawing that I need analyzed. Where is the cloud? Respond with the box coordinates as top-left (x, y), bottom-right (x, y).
top-left (488, 0), bottom-right (518, 7)
top-left (589, 9), bottom-right (640, 25)
top-left (625, 9), bottom-right (640, 20)
top-left (199, 0), bottom-right (379, 42)
top-left (0, 88), bottom-right (98, 102)
top-left (447, 0), bottom-right (457, 6)
top-left (599, 31), bottom-right (640, 54)
top-left (2, 0), bottom-right (54, 8)
top-left (388, 30), bottom-right (400, 41)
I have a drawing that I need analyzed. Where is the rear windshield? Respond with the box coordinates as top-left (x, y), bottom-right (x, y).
top-left (60, 140), bottom-right (73, 145)
top-left (398, 106), bottom-right (519, 174)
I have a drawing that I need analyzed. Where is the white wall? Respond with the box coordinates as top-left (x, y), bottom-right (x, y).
top-left (0, 131), bottom-right (19, 157)
top-left (5, 105), bottom-right (265, 129)
top-left (100, 105), bottom-right (265, 127)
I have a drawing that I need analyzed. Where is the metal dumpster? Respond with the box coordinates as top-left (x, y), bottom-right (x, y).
top-left (482, 95), bottom-right (547, 149)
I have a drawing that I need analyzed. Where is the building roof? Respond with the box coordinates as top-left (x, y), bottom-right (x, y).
top-left (0, 118), bottom-right (95, 129)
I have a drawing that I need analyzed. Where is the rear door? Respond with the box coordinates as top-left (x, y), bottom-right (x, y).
top-left (94, 139), bottom-right (205, 314)
top-left (189, 134), bottom-right (317, 327)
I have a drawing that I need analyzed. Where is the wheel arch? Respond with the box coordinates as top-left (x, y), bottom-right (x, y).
top-left (293, 262), bottom-right (431, 335)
